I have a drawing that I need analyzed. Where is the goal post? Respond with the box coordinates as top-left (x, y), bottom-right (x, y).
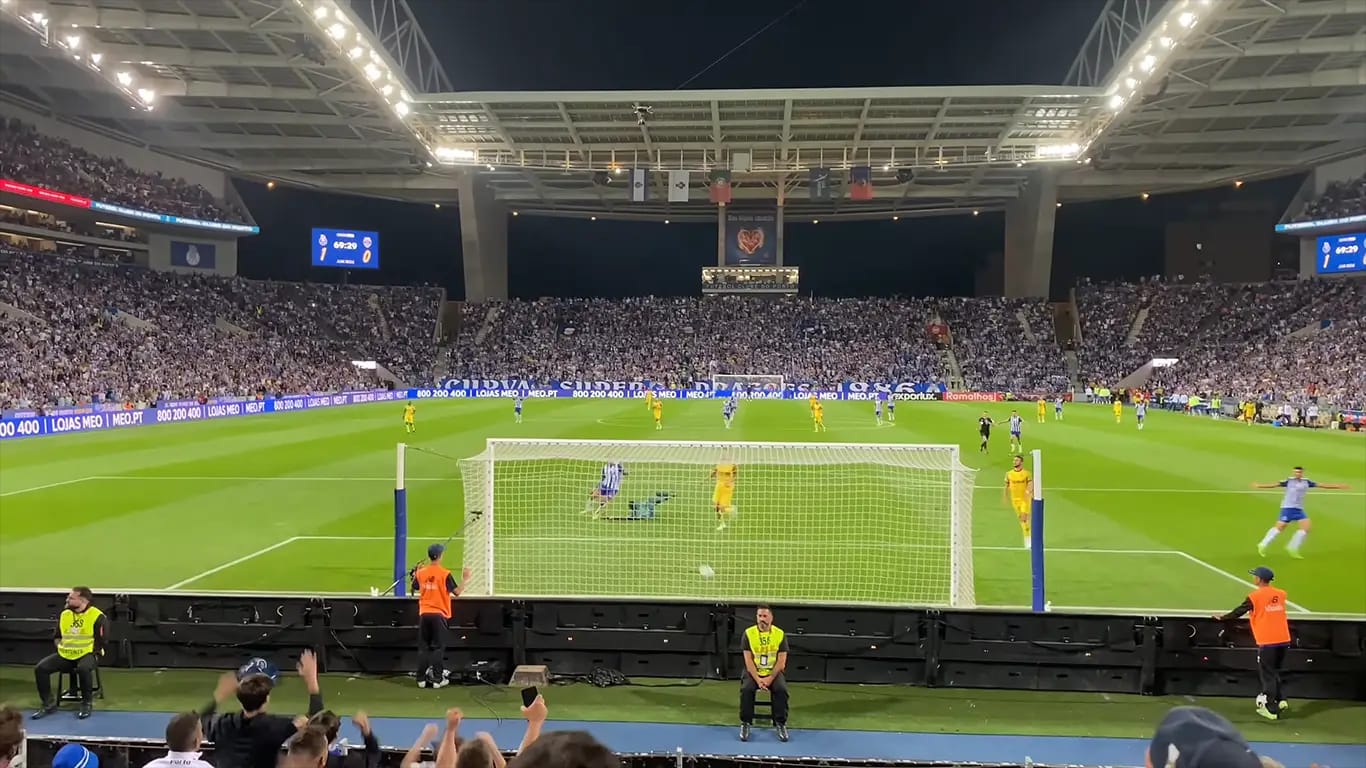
top-left (458, 438), bottom-right (977, 608)
top-left (711, 373), bottom-right (785, 391)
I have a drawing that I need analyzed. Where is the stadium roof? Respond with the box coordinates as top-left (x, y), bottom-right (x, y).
top-left (1, 0), bottom-right (1363, 221)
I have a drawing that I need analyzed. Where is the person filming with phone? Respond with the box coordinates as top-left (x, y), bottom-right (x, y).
top-left (739, 605), bottom-right (790, 743)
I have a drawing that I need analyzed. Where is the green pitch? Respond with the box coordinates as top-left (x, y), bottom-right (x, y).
top-left (0, 399), bottom-right (1363, 617)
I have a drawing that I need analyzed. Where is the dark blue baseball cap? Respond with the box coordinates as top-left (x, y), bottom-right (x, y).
top-left (1250, 566), bottom-right (1275, 582)
top-left (52, 744), bottom-right (100, 768)
top-left (1148, 706), bottom-right (1261, 768)
top-left (237, 657), bottom-right (280, 684)
top-left (428, 543), bottom-right (446, 561)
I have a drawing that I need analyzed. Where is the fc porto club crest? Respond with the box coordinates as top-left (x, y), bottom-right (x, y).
top-left (185, 245), bottom-right (201, 267)
top-left (736, 227), bottom-right (765, 256)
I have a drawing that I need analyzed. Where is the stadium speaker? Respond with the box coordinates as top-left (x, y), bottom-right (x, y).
top-left (592, 171), bottom-right (612, 187)
top-left (895, 168), bottom-right (915, 184)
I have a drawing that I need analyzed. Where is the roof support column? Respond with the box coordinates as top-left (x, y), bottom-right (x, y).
top-left (457, 170), bottom-right (508, 301)
top-left (1003, 168), bottom-right (1058, 298)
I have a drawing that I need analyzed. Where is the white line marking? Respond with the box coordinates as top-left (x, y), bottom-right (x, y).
top-left (1174, 551), bottom-right (1312, 613)
top-left (90, 475), bottom-right (452, 483)
top-left (294, 535), bottom-right (451, 541)
top-left (990, 604), bottom-right (1334, 617)
top-left (164, 537), bottom-right (302, 590)
top-left (0, 476), bottom-right (99, 497)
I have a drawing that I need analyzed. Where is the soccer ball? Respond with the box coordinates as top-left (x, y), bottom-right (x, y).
top-left (1255, 693), bottom-right (1268, 709)
top-left (698, 564), bottom-right (715, 579)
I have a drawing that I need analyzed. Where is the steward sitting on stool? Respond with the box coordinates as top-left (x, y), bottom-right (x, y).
top-left (33, 586), bottom-right (107, 720)
top-left (739, 604), bottom-right (789, 743)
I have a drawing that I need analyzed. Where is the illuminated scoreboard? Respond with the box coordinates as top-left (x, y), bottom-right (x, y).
top-left (312, 228), bottom-right (380, 270)
top-left (1315, 232), bottom-right (1365, 275)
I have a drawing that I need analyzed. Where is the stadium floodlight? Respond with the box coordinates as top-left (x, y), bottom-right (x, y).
top-left (1107, 94), bottom-right (1125, 110)
top-left (453, 438), bottom-right (978, 608)
top-left (1177, 11), bottom-right (1196, 28)
top-left (116, 71), bottom-right (132, 86)
top-left (395, 101), bottom-right (410, 118)
top-left (137, 88), bottom-right (156, 105)
top-left (29, 11), bottom-right (45, 26)
top-left (328, 22), bottom-right (348, 41)
top-left (89, 52), bottom-right (102, 66)
top-left (1036, 143), bottom-right (1080, 160)
top-left (434, 146), bottom-right (476, 162)
top-left (313, 5), bottom-right (328, 19)
top-left (1139, 54), bottom-right (1157, 72)
top-left (347, 45), bottom-right (364, 60)
top-left (64, 34), bottom-right (80, 49)
top-left (363, 63), bottom-right (381, 81)
top-left (380, 83), bottom-right (393, 97)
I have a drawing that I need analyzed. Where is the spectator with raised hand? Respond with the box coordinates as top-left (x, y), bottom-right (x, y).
top-left (400, 723), bottom-right (439, 768)
top-left (197, 650), bottom-right (324, 768)
top-left (306, 709), bottom-right (379, 768)
top-left (512, 731), bottom-right (619, 768)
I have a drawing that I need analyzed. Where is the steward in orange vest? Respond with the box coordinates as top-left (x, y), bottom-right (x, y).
top-left (1216, 566), bottom-right (1291, 721)
top-left (410, 543), bottom-right (469, 689)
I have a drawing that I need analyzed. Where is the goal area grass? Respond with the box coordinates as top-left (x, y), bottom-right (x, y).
top-left (1, 398), bottom-right (1363, 617)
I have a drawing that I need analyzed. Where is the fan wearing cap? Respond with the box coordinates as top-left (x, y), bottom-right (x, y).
top-left (1146, 706), bottom-right (1264, 768)
top-left (1213, 566), bottom-right (1292, 721)
top-left (196, 649), bottom-right (325, 768)
top-left (51, 743), bottom-right (101, 768)
top-left (411, 543), bottom-right (471, 689)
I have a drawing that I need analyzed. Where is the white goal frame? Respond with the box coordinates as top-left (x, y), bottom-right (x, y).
top-left (459, 438), bottom-right (976, 608)
top-left (711, 373), bottom-right (786, 391)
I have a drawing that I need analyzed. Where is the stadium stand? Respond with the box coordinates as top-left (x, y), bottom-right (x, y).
top-left (0, 118), bottom-right (246, 224)
top-left (0, 245), bottom-right (441, 410)
top-left (1294, 172), bottom-right (1366, 222)
top-left (935, 297), bottom-right (1068, 394)
top-left (450, 296), bottom-right (948, 389)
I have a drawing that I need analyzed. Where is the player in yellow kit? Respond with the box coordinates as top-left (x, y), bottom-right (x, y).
top-left (1004, 454), bottom-right (1034, 549)
top-left (403, 403), bottom-right (416, 434)
top-left (808, 393), bottom-right (818, 416)
top-left (712, 461), bottom-right (738, 531)
top-left (652, 398), bottom-right (663, 430)
top-left (1036, 398), bottom-right (1047, 423)
top-left (645, 389), bottom-right (655, 411)
top-left (1112, 396), bottom-right (1123, 424)
top-left (812, 401), bottom-right (826, 432)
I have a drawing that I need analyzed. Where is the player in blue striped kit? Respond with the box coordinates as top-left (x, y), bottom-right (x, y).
top-left (874, 397), bottom-right (884, 426)
top-left (723, 395), bottom-right (737, 429)
top-left (886, 396), bottom-right (896, 423)
top-left (514, 394), bottom-right (524, 424)
top-left (1253, 466), bottom-right (1350, 558)
top-left (1054, 396), bottom-right (1064, 421)
top-left (1008, 411), bottom-right (1023, 453)
top-left (584, 462), bottom-right (627, 519)
top-left (1135, 399), bottom-right (1146, 430)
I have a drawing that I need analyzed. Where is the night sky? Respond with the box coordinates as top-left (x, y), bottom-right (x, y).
top-left (234, 0), bottom-right (1305, 299)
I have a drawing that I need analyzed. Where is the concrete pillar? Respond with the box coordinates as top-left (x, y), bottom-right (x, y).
top-left (1003, 169), bottom-right (1059, 298)
top-left (775, 204), bottom-right (785, 266)
top-left (716, 205), bottom-right (726, 266)
top-left (457, 170), bottom-right (508, 301)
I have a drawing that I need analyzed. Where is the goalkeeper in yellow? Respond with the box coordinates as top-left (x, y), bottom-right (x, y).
top-left (712, 461), bottom-right (738, 531)
top-left (403, 403), bottom-right (416, 434)
top-left (1004, 454), bottom-right (1034, 550)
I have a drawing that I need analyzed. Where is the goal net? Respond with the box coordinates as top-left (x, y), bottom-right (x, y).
top-left (711, 373), bottom-right (785, 391)
top-left (459, 439), bottom-right (976, 607)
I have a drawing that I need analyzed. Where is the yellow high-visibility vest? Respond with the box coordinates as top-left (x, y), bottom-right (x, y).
top-left (58, 606), bottom-right (102, 661)
top-left (744, 624), bottom-right (785, 677)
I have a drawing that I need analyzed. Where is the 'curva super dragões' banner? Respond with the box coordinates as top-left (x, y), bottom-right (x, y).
top-left (439, 379), bottom-right (946, 394)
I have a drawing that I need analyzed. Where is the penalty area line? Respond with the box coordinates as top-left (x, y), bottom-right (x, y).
top-left (164, 537), bottom-right (303, 590)
top-left (1174, 551), bottom-right (1312, 614)
top-left (0, 476), bottom-right (100, 498)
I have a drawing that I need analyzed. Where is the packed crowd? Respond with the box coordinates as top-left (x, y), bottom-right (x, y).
top-left (1294, 172), bottom-right (1366, 222)
top-left (0, 205), bottom-right (143, 242)
top-left (934, 297), bottom-right (1068, 393)
top-left (451, 296), bottom-right (950, 388)
top-left (0, 119), bottom-right (246, 224)
top-left (1080, 277), bottom-right (1366, 406)
top-left (0, 246), bottom-right (442, 410)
